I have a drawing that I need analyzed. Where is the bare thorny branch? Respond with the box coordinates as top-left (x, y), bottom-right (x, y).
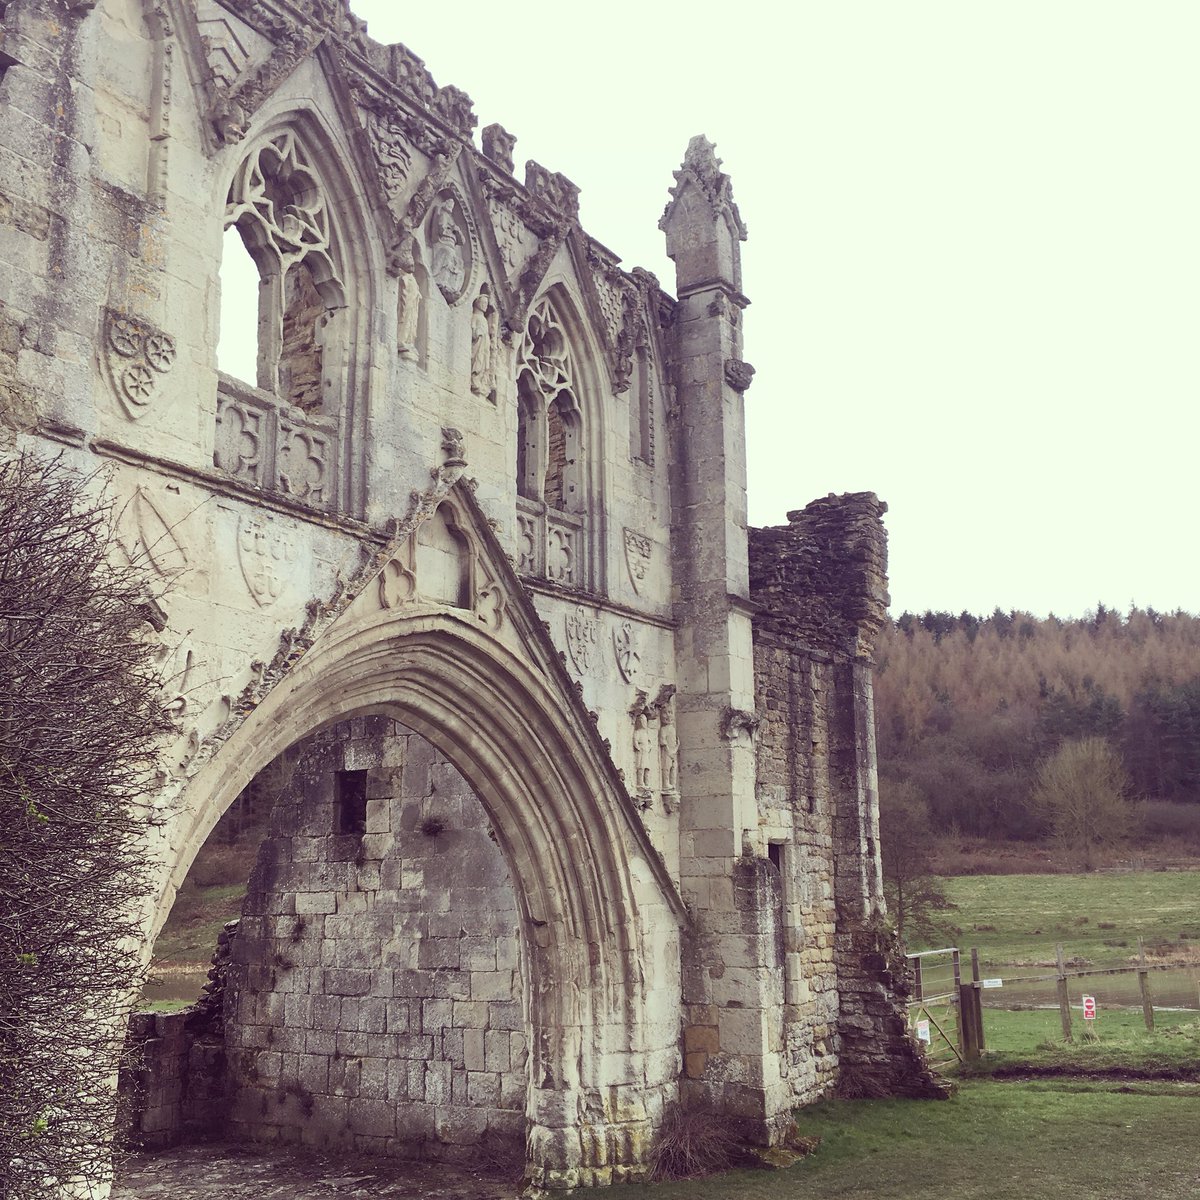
top-left (0, 452), bottom-right (174, 1198)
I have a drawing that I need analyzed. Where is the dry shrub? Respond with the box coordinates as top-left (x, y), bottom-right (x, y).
top-left (649, 1103), bottom-right (746, 1180)
top-left (0, 453), bottom-right (171, 1198)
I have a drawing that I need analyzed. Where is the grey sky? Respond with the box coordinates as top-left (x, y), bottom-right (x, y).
top-left (341, 1), bottom-right (1198, 620)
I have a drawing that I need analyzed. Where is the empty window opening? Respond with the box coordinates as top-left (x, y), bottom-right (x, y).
top-left (217, 225), bottom-right (261, 385)
top-left (279, 260), bottom-right (325, 412)
top-left (516, 384), bottom-right (540, 501)
top-left (545, 397), bottom-right (568, 510)
top-left (335, 768), bottom-right (368, 836)
top-left (767, 841), bottom-right (787, 966)
top-left (544, 396), bottom-right (580, 513)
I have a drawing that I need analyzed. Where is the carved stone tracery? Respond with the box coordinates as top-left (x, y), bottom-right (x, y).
top-left (226, 132), bottom-right (342, 289)
top-left (216, 132), bottom-right (346, 509)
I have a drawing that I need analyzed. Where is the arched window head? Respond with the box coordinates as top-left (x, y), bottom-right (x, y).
top-left (223, 131), bottom-right (345, 404)
top-left (513, 295), bottom-right (591, 588)
top-left (215, 128), bottom-right (363, 516)
top-left (515, 298), bottom-right (583, 512)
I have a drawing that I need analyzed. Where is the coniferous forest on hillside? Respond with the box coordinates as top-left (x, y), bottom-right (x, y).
top-left (874, 607), bottom-right (1200, 860)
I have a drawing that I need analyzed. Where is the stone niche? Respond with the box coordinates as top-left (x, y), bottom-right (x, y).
top-left (223, 716), bottom-right (528, 1163)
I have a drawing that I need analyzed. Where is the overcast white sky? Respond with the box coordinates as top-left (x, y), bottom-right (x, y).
top-left (345, 1), bottom-right (1199, 620)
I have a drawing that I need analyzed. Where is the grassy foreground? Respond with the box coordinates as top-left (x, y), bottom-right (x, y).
top-left (606, 1080), bottom-right (1200, 1200)
top-left (966, 1008), bottom-right (1200, 1078)
top-left (925, 870), bottom-right (1200, 968)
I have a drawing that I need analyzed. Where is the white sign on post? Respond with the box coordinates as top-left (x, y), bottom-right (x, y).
top-left (1082, 995), bottom-right (1097, 1021)
top-left (915, 1019), bottom-right (931, 1044)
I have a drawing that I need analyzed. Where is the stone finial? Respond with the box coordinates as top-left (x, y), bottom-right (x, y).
top-left (660, 134), bottom-right (747, 241)
top-left (482, 123), bottom-right (517, 174)
top-left (385, 43), bottom-right (439, 106)
top-left (659, 135), bottom-right (746, 293)
top-left (524, 161), bottom-right (580, 219)
top-left (432, 84), bottom-right (476, 135)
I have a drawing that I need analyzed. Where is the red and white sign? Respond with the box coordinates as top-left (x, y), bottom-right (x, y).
top-left (1082, 995), bottom-right (1097, 1021)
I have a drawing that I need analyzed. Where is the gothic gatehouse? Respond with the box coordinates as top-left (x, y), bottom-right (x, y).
top-left (0, 0), bottom-right (940, 1190)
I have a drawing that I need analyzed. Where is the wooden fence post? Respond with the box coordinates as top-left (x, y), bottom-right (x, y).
top-left (958, 983), bottom-right (980, 1059)
top-left (1138, 939), bottom-right (1155, 1032)
top-left (955, 945), bottom-right (964, 1060)
top-left (913, 956), bottom-right (923, 1003)
top-left (971, 946), bottom-right (986, 1053)
top-left (1056, 943), bottom-right (1073, 1043)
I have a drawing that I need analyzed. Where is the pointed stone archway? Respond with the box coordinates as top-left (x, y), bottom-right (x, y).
top-left (151, 604), bottom-right (684, 1189)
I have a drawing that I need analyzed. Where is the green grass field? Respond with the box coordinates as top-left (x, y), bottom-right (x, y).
top-left (152, 881), bottom-right (246, 964)
top-left (605, 1080), bottom-right (1200, 1200)
top-left (916, 870), bottom-right (1200, 968)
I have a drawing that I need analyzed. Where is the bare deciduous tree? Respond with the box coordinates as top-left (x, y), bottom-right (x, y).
top-left (0, 452), bottom-right (170, 1198)
top-left (879, 779), bottom-right (955, 944)
top-left (1028, 736), bottom-right (1133, 871)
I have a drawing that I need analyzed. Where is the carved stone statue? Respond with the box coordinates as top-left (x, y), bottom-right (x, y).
top-left (633, 708), bottom-right (653, 800)
top-left (395, 240), bottom-right (421, 362)
top-left (658, 698), bottom-right (679, 797)
top-left (470, 292), bottom-right (491, 396)
top-left (430, 196), bottom-right (465, 299)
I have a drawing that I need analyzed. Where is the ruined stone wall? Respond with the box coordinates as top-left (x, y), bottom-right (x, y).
top-left (750, 494), bottom-right (946, 1102)
top-left (118, 921), bottom-right (234, 1151)
top-left (224, 716), bottom-right (528, 1162)
top-left (752, 641), bottom-right (841, 1104)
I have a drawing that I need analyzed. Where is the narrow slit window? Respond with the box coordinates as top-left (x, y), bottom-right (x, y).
top-left (335, 768), bottom-right (368, 836)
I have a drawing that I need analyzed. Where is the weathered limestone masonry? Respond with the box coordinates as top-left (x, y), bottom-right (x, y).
top-left (223, 716), bottom-right (530, 1162)
top-left (0, 0), bottom-right (938, 1189)
top-left (749, 497), bottom-right (946, 1101)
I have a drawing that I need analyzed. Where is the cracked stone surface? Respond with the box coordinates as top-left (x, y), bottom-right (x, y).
top-left (112, 1143), bottom-right (522, 1199)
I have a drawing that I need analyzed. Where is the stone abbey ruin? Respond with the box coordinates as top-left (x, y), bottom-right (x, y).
top-left (1, 0), bottom-right (941, 1189)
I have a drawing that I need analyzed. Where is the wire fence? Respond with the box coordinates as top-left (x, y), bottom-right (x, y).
top-left (906, 948), bottom-right (962, 1066)
top-left (906, 942), bottom-right (1200, 1060)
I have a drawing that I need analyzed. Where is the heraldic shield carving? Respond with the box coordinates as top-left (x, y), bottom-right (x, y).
top-left (237, 514), bottom-right (298, 607)
top-left (564, 605), bottom-right (600, 674)
top-left (102, 309), bottom-right (177, 420)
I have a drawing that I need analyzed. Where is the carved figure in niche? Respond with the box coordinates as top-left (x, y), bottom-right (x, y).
top-left (633, 709), bottom-right (654, 803)
top-left (470, 292), bottom-right (491, 397)
top-left (430, 196), bottom-right (466, 301)
top-left (656, 686), bottom-right (680, 811)
top-left (395, 238), bottom-right (421, 362)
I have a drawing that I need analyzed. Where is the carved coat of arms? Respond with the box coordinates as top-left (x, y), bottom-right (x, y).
top-left (623, 528), bottom-right (652, 594)
top-left (237, 515), bottom-right (297, 607)
top-left (101, 309), bottom-right (177, 420)
top-left (613, 620), bottom-right (640, 683)
top-left (564, 605), bottom-right (600, 674)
